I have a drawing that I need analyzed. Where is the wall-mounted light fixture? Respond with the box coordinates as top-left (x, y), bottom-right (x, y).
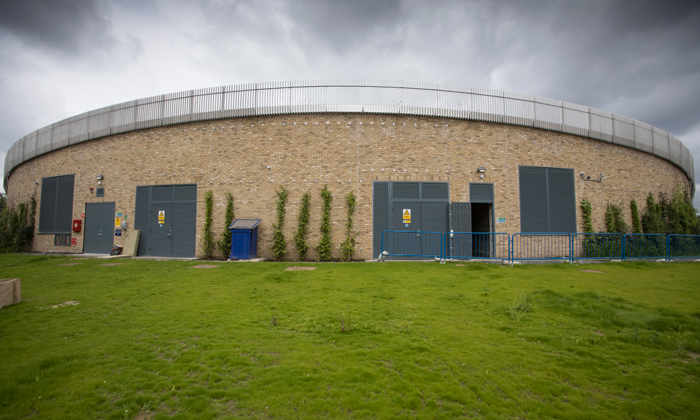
top-left (96, 174), bottom-right (103, 185)
top-left (34, 181), bottom-right (39, 185)
top-left (580, 172), bottom-right (604, 182)
top-left (477, 166), bottom-right (486, 179)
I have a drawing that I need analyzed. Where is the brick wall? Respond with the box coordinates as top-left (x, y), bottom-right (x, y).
top-left (6, 113), bottom-right (691, 259)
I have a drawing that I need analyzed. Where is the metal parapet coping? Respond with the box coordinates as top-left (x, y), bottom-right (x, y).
top-left (4, 80), bottom-right (695, 192)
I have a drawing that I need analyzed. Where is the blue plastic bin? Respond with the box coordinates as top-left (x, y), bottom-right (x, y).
top-left (228, 219), bottom-right (262, 260)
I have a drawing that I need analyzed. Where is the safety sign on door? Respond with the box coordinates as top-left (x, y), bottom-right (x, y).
top-left (158, 210), bottom-right (165, 225)
top-left (403, 209), bottom-right (411, 225)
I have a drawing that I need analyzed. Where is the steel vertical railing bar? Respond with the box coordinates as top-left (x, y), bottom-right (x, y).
top-left (570, 233), bottom-right (623, 261)
top-left (623, 233), bottom-right (668, 260)
top-left (380, 230), bottom-right (445, 259)
top-left (446, 232), bottom-right (510, 261)
top-left (511, 233), bottom-right (571, 262)
top-left (668, 234), bottom-right (700, 260)
top-left (4, 82), bottom-right (695, 191)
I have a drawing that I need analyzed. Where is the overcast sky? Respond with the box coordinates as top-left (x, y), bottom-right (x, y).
top-left (1, 0), bottom-right (699, 206)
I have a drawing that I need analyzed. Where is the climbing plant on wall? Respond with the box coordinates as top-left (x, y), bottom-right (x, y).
top-left (217, 191), bottom-right (234, 259)
top-left (317, 185), bottom-right (333, 261)
top-left (271, 186), bottom-right (289, 261)
top-left (580, 198), bottom-right (593, 234)
top-left (201, 190), bottom-right (215, 259)
top-left (641, 193), bottom-right (663, 234)
top-left (294, 191), bottom-right (311, 261)
top-left (340, 190), bottom-right (357, 261)
top-left (604, 203), bottom-right (628, 234)
top-left (630, 199), bottom-right (642, 234)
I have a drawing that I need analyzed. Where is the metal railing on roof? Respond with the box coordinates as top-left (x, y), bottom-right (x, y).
top-left (4, 80), bottom-right (695, 191)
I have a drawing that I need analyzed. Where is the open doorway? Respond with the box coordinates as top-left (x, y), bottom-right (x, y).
top-left (470, 202), bottom-right (493, 257)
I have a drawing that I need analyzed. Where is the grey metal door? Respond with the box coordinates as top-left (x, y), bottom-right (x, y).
top-left (421, 202), bottom-right (448, 257)
top-left (172, 203), bottom-right (197, 258)
top-left (135, 184), bottom-right (198, 258)
top-left (391, 201), bottom-right (421, 256)
top-left (84, 202), bottom-right (115, 254)
top-left (372, 182), bottom-right (390, 258)
top-left (392, 201), bottom-right (420, 231)
top-left (149, 204), bottom-right (172, 257)
top-left (450, 202), bottom-right (472, 258)
top-left (373, 181), bottom-right (450, 259)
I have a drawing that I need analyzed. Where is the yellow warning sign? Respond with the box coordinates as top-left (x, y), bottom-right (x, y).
top-left (403, 209), bottom-right (411, 220)
top-left (158, 210), bottom-right (165, 221)
top-left (115, 217), bottom-right (121, 228)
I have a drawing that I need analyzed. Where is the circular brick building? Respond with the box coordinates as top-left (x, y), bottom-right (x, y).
top-left (3, 81), bottom-right (695, 259)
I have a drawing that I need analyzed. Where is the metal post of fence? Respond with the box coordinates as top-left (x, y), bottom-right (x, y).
top-left (622, 234), bottom-right (625, 261)
top-left (440, 235), bottom-right (445, 264)
top-left (509, 235), bottom-right (513, 265)
top-left (569, 233), bottom-right (576, 262)
top-left (380, 231), bottom-right (386, 262)
top-left (667, 235), bottom-right (670, 262)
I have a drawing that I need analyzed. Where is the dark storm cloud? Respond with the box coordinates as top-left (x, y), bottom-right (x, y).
top-left (286, 0), bottom-right (404, 53)
top-left (450, 0), bottom-right (700, 136)
top-left (0, 0), bottom-right (117, 56)
top-left (1, 0), bottom-right (699, 198)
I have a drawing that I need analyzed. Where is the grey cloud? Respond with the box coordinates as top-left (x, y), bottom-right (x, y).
top-left (0, 0), bottom-right (117, 56)
top-left (452, 0), bottom-right (700, 135)
top-left (286, 0), bottom-right (404, 53)
top-left (1, 0), bottom-right (700, 197)
top-left (197, 0), bottom-right (406, 57)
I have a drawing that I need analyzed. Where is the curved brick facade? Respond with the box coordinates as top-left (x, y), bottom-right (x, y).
top-left (6, 113), bottom-right (691, 259)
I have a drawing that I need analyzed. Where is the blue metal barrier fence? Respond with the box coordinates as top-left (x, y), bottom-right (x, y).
top-left (669, 235), bottom-right (700, 260)
top-left (623, 234), bottom-right (668, 260)
top-left (380, 230), bottom-right (444, 260)
top-left (571, 233), bottom-right (623, 261)
top-left (379, 231), bottom-right (700, 263)
top-left (445, 232), bottom-right (510, 261)
top-left (511, 233), bottom-right (571, 262)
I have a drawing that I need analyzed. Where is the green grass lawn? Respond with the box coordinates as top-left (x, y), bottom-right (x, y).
top-left (0, 255), bottom-right (699, 419)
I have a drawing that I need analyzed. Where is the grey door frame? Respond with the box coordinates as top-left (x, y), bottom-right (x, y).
top-left (469, 183), bottom-right (495, 258)
top-left (83, 202), bottom-right (115, 254)
top-left (449, 202), bottom-right (472, 259)
top-left (149, 203), bottom-right (173, 257)
top-left (135, 184), bottom-right (198, 258)
top-left (373, 181), bottom-right (450, 258)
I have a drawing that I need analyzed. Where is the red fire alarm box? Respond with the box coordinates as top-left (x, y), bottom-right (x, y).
top-left (72, 220), bottom-right (82, 232)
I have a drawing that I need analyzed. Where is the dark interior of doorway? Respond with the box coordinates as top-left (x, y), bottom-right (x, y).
top-left (471, 202), bottom-right (492, 257)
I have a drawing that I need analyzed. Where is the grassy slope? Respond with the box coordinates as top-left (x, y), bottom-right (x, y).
top-left (0, 255), bottom-right (698, 419)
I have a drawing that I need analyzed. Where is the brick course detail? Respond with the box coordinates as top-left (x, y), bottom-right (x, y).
top-left (6, 113), bottom-right (690, 260)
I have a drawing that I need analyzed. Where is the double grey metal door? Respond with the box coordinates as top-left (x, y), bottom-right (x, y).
top-left (135, 185), bottom-right (198, 258)
top-left (373, 182), bottom-right (449, 258)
